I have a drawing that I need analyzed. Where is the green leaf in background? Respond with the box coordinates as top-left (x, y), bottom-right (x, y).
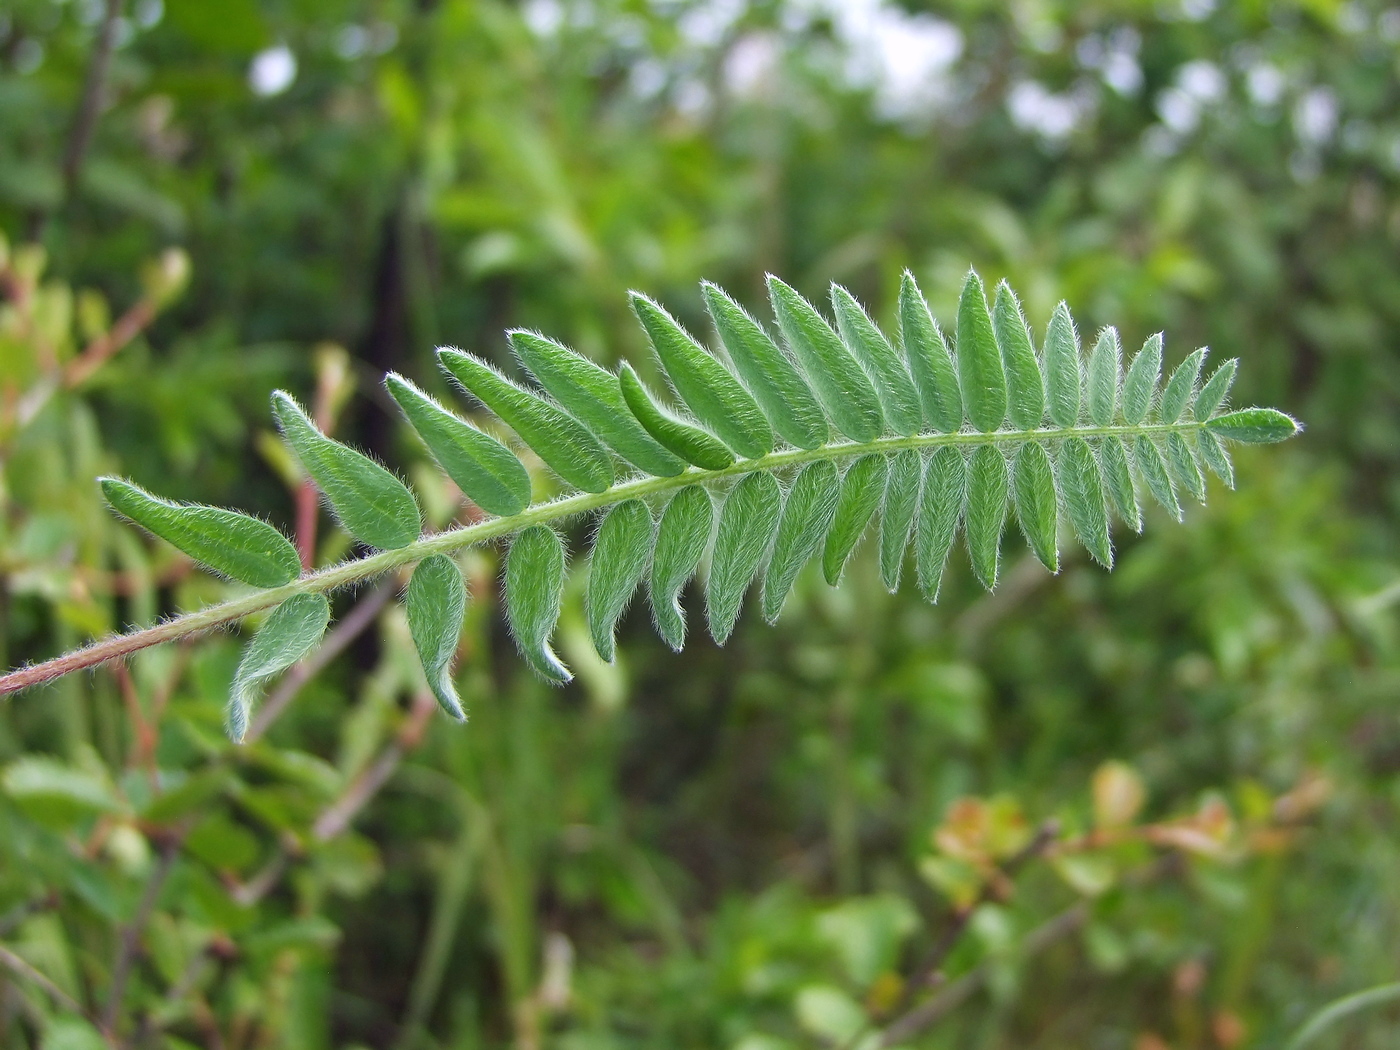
top-left (509, 329), bottom-right (686, 477)
top-left (768, 275), bottom-right (884, 442)
top-left (1058, 438), bottom-right (1112, 568)
top-left (272, 392), bottom-right (421, 550)
top-left (1121, 333), bottom-right (1162, 426)
top-left (385, 374), bottom-right (531, 517)
top-left (879, 449), bottom-right (923, 591)
top-left (702, 280), bottom-right (828, 450)
top-left (763, 460), bottom-right (840, 622)
top-left (406, 554), bottom-right (468, 720)
top-left (823, 453), bottom-right (888, 585)
top-left (1086, 327), bottom-right (1121, 427)
top-left (917, 446), bottom-right (967, 601)
top-left (1160, 347), bottom-right (1207, 424)
top-left (956, 270), bottom-right (1007, 433)
top-left (706, 472), bottom-right (782, 644)
top-left (1206, 408), bottom-right (1302, 443)
top-left (648, 486), bottom-right (714, 650)
top-left (100, 477), bottom-right (301, 587)
top-left (1044, 302), bottom-right (1082, 429)
top-left (618, 362), bottom-right (735, 471)
top-left (966, 445), bottom-right (1010, 589)
top-left (900, 271), bottom-right (962, 433)
top-left (585, 500), bottom-right (653, 662)
top-left (505, 525), bottom-right (570, 683)
top-left (438, 348), bottom-right (614, 493)
top-left (229, 592), bottom-right (331, 742)
top-left (1013, 441), bottom-right (1059, 572)
top-left (630, 292), bottom-right (772, 458)
top-left (830, 283), bottom-right (922, 436)
top-left (992, 280), bottom-right (1044, 431)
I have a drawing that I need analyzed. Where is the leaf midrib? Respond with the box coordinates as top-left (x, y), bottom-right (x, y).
top-left (0, 419), bottom-right (1208, 697)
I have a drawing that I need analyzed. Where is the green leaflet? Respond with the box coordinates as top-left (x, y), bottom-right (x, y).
top-left (1160, 347), bottom-right (1207, 424)
top-left (992, 280), bottom-right (1044, 431)
top-left (618, 363), bottom-right (734, 471)
top-left (1086, 327), bottom-right (1120, 427)
top-left (1166, 431), bottom-right (1206, 503)
top-left (509, 330), bottom-right (686, 477)
top-left (406, 555), bottom-right (467, 720)
top-left (1058, 438), bottom-right (1111, 568)
top-left (703, 284), bottom-right (828, 452)
top-left (505, 525), bottom-right (570, 683)
top-left (916, 446), bottom-right (966, 602)
top-left (439, 348), bottom-right (614, 494)
top-left (1206, 408), bottom-right (1301, 443)
top-left (830, 284), bottom-right (922, 436)
top-left (966, 445), bottom-right (1010, 589)
top-left (768, 276), bottom-right (885, 442)
top-left (823, 454), bottom-right (888, 585)
top-left (1133, 435), bottom-right (1182, 522)
top-left (1044, 302), bottom-right (1082, 429)
top-left (1196, 429), bottom-right (1235, 488)
top-left (899, 271), bottom-right (962, 433)
top-left (272, 392), bottom-right (421, 551)
top-left (630, 293), bottom-right (773, 459)
top-left (956, 270), bottom-right (1006, 433)
top-left (385, 374), bottom-right (531, 518)
top-left (649, 486), bottom-right (713, 650)
top-left (586, 500), bottom-right (653, 662)
top-left (1121, 333), bottom-right (1162, 425)
top-left (762, 461), bottom-right (840, 622)
top-left (100, 477), bottom-right (301, 588)
top-left (1012, 442), bottom-right (1058, 572)
top-left (1194, 359), bottom-right (1238, 420)
top-left (1099, 436), bottom-right (1142, 532)
top-left (879, 449), bottom-right (922, 591)
top-left (706, 472), bottom-right (782, 645)
top-left (228, 593), bottom-right (330, 743)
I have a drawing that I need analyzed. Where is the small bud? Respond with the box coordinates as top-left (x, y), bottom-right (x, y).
top-left (140, 247), bottom-right (191, 306)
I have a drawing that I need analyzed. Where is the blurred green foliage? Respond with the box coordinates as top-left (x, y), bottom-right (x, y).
top-left (2, 0), bottom-right (1399, 1047)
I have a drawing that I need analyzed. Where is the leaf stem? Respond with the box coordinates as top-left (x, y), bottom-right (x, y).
top-left (0, 421), bottom-right (1206, 697)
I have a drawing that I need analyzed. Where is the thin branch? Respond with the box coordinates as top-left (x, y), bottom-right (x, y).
top-left (876, 902), bottom-right (1089, 1046)
top-left (63, 297), bottom-right (158, 388)
top-left (0, 943), bottom-right (110, 1040)
top-left (0, 421), bottom-right (1212, 699)
top-left (62, 0), bottom-right (125, 198)
top-left (101, 834), bottom-right (181, 1033)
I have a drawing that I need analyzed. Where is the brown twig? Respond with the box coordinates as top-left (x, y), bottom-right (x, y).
top-left (61, 0), bottom-right (125, 199)
top-left (63, 297), bottom-right (158, 388)
top-left (876, 902), bottom-right (1090, 1046)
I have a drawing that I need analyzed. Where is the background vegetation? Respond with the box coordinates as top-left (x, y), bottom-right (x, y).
top-left (1, 0), bottom-right (1398, 1047)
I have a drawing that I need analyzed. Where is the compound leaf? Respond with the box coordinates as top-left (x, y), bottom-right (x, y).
top-left (1012, 442), bottom-right (1058, 572)
top-left (1044, 302), bottom-right (1081, 429)
top-left (272, 392), bottom-right (421, 550)
top-left (649, 486), bottom-right (713, 650)
top-left (618, 363), bottom-right (734, 471)
top-left (228, 593), bottom-right (330, 742)
top-left (386, 374), bottom-right (531, 517)
top-left (509, 330), bottom-right (685, 477)
top-left (879, 449), bottom-right (923, 591)
top-left (823, 454), bottom-right (888, 585)
top-left (406, 555), bottom-right (468, 720)
top-left (992, 280), bottom-right (1044, 431)
top-left (768, 276), bottom-right (884, 442)
top-left (702, 281), bottom-right (828, 450)
top-left (1196, 429), bottom-right (1235, 488)
top-left (1194, 358), bottom-right (1238, 420)
top-left (956, 270), bottom-right (1006, 433)
top-left (505, 525), bottom-right (570, 683)
top-left (1058, 438), bottom-right (1111, 568)
top-left (1133, 435), bottom-right (1182, 522)
top-left (830, 284), bottom-right (922, 435)
top-left (1121, 333), bottom-right (1162, 426)
top-left (439, 348), bottom-right (613, 494)
top-left (585, 500), bottom-right (653, 662)
top-left (762, 461), bottom-right (840, 621)
top-left (916, 446), bottom-right (966, 602)
top-left (966, 445), bottom-right (1010, 589)
top-left (100, 477), bottom-right (301, 588)
top-left (1160, 347), bottom-right (1207, 425)
top-left (630, 293), bottom-right (772, 459)
top-left (707, 472), bottom-right (782, 644)
top-left (1206, 408), bottom-right (1301, 443)
top-left (1099, 435), bottom-right (1142, 531)
top-left (899, 271), bottom-right (962, 433)
top-left (1166, 431), bottom-right (1206, 503)
top-left (1086, 327), bottom-right (1120, 427)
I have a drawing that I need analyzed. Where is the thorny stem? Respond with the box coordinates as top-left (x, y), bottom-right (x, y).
top-left (0, 421), bottom-right (1210, 698)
